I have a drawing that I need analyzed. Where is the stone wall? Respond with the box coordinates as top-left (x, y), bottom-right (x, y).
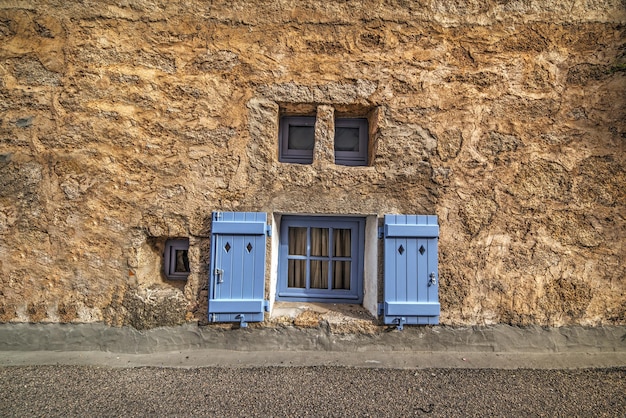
top-left (0, 0), bottom-right (624, 328)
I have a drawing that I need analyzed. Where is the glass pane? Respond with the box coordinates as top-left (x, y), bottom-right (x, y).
top-left (332, 261), bottom-right (351, 290)
top-left (174, 250), bottom-right (190, 272)
top-left (335, 127), bottom-right (360, 151)
top-left (310, 228), bottom-right (329, 256)
top-left (288, 259), bottom-right (306, 288)
top-left (288, 227), bottom-right (307, 255)
top-left (288, 126), bottom-right (315, 150)
top-left (310, 260), bottom-right (328, 289)
top-left (333, 229), bottom-right (351, 257)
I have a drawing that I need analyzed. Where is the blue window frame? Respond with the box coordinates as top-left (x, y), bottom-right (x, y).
top-left (277, 216), bottom-right (364, 303)
top-left (334, 118), bottom-right (368, 166)
top-left (279, 116), bottom-right (316, 164)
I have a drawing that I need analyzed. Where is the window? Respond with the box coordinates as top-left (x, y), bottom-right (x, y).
top-left (279, 115), bottom-right (369, 166)
top-left (164, 238), bottom-right (190, 280)
top-left (279, 116), bottom-right (316, 164)
top-left (277, 216), bottom-right (364, 303)
top-left (334, 118), bottom-right (368, 166)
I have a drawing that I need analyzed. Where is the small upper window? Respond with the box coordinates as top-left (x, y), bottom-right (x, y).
top-left (279, 115), bottom-right (369, 166)
top-left (164, 238), bottom-right (190, 280)
top-left (279, 116), bottom-right (316, 164)
top-left (334, 118), bottom-right (368, 166)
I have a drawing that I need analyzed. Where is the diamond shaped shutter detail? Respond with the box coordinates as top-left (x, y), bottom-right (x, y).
top-left (208, 212), bottom-right (268, 326)
top-left (383, 214), bottom-right (440, 328)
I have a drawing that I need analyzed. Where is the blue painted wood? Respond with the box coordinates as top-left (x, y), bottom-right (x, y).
top-left (384, 224), bottom-right (439, 238)
top-left (208, 212), bottom-right (267, 324)
top-left (211, 221), bottom-right (266, 235)
top-left (208, 300), bottom-right (265, 314)
top-left (383, 214), bottom-right (440, 326)
top-left (385, 302), bottom-right (440, 316)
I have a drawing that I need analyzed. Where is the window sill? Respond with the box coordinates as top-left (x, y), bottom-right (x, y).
top-left (270, 301), bottom-right (375, 322)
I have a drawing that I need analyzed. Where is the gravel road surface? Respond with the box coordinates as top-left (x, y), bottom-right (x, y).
top-left (1, 366), bottom-right (624, 417)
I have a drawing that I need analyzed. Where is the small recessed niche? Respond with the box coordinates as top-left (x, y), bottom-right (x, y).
top-left (164, 238), bottom-right (190, 280)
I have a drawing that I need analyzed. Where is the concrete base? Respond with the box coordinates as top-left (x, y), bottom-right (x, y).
top-left (0, 323), bottom-right (624, 359)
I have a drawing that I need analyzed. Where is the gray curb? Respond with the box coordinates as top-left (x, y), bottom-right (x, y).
top-left (0, 323), bottom-right (625, 369)
top-left (1, 323), bottom-right (624, 369)
top-left (1, 323), bottom-right (625, 353)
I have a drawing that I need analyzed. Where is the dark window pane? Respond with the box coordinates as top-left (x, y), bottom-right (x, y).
top-left (310, 260), bottom-right (329, 289)
top-left (333, 229), bottom-right (351, 257)
top-left (332, 261), bottom-right (351, 290)
top-left (288, 227), bottom-right (307, 255)
top-left (335, 127), bottom-right (360, 151)
top-left (288, 126), bottom-right (315, 150)
top-left (288, 259), bottom-right (306, 288)
top-left (310, 228), bottom-right (329, 256)
top-left (174, 250), bottom-right (190, 272)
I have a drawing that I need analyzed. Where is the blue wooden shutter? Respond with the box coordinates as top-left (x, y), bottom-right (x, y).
top-left (382, 214), bottom-right (439, 329)
top-left (208, 211), bottom-right (269, 327)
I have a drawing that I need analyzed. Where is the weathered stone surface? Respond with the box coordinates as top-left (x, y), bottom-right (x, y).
top-left (1, 322), bottom-right (625, 355)
top-left (0, 1), bottom-right (624, 329)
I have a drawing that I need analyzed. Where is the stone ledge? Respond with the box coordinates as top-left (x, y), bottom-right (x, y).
top-left (0, 323), bottom-right (624, 355)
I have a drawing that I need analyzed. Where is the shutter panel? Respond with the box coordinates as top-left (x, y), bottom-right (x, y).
top-left (383, 214), bottom-right (440, 329)
top-left (208, 211), bottom-right (268, 327)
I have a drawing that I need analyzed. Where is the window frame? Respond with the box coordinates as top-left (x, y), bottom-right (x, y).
top-left (277, 216), bottom-right (365, 303)
top-left (278, 116), bottom-right (316, 164)
top-left (334, 118), bottom-right (369, 166)
top-left (164, 238), bottom-right (190, 280)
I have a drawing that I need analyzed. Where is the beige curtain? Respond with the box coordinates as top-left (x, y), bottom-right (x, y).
top-left (288, 227), bottom-right (306, 288)
top-left (310, 228), bottom-right (329, 288)
top-left (333, 229), bottom-right (351, 290)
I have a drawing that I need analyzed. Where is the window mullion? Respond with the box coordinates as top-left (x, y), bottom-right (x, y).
top-left (327, 228), bottom-right (334, 290)
top-left (306, 226), bottom-right (311, 290)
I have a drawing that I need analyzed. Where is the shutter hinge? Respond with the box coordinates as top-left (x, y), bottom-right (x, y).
top-left (378, 226), bottom-right (385, 239)
top-left (263, 300), bottom-right (270, 312)
top-left (395, 317), bottom-right (406, 331)
top-left (266, 224), bottom-right (272, 237)
top-left (378, 303), bottom-right (384, 317)
top-left (236, 314), bottom-right (248, 328)
top-left (214, 212), bottom-right (222, 220)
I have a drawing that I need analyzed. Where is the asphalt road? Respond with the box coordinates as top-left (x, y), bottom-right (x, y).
top-left (1, 366), bottom-right (624, 417)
